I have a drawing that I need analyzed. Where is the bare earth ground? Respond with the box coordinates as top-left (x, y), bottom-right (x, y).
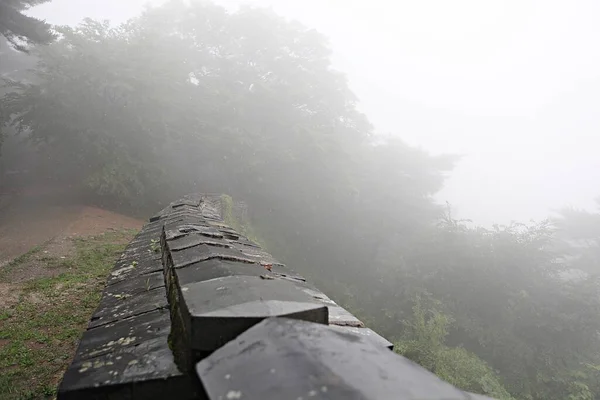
top-left (0, 203), bottom-right (142, 307)
top-left (0, 185), bottom-right (143, 268)
top-left (0, 186), bottom-right (143, 399)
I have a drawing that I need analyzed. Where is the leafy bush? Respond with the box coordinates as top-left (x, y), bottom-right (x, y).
top-left (395, 296), bottom-right (514, 400)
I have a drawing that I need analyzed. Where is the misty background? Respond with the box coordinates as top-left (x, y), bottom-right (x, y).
top-left (3, 1), bottom-right (600, 399)
top-left (27, 0), bottom-right (600, 226)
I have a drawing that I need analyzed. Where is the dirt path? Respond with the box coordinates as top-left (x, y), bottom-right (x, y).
top-left (0, 187), bottom-right (143, 268)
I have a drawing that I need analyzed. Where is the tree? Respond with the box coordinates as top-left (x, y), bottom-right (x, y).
top-left (0, 0), bottom-right (55, 51)
top-left (554, 199), bottom-right (600, 275)
top-left (389, 215), bottom-right (600, 400)
top-left (396, 296), bottom-right (514, 399)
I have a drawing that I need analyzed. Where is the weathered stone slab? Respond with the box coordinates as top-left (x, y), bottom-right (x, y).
top-left (104, 271), bottom-right (165, 298)
top-left (167, 234), bottom-right (232, 251)
top-left (328, 325), bottom-right (394, 350)
top-left (196, 317), bottom-right (490, 400)
top-left (223, 235), bottom-right (261, 248)
top-left (164, 224), bottom-right (224, 241)
top-left (176, 275), bottom-right (328, 354)
top-left (74, 309), bottom-right (171, 362)
top-left (167, 240), bottom-right (303, 281)
top-left (171, 257), bottom-right (301, 286)
top-left (227, 244), bottom-right (285, 266)
top-left (299, 286), bottom-right (365, 327)
top-left (59, 337), bottom-right (186, 400)
top-left (169, 244), bottom-right (258, 268)
top-left (106, 256), bottom-right (163, 286)
top-left (150, 194), bottom-right (221, 222)
top-left (174, 259), bottom-right (280, 286)
top-left (89, 286), bottom-right (168, 329)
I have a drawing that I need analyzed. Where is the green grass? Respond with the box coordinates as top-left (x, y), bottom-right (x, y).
top-left (0, 230), bottom-right (136, 400)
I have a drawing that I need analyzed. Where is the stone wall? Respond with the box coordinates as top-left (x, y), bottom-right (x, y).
top-left (57, 194), bottom-right (493, 400)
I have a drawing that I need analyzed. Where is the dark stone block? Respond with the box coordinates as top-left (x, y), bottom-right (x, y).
top-left (174, 259), bottom-right (275, 286)
top-left (164, 224), bottom-right (224, 242)
top-left (224, 236), bottom-right (261, 248)
top-left (58, 337), bottom-right (183, 400)
top-left (150, 194), bottom-right (221, 222)
top-left (167, 240), bottom-right (304, 283)
top-left (297, 286), bottom-right (365, 327)
top-left (106, 257), bottom-right (163, 287)
top-left (167, 234), bottom-right (232, 251)
top-left (328, 325), bottom-right (394, 350)
top-left (177, 276), bottom-right (328, 353)
top-left (170, 198), bottom-right (201, 208)
top-left (175, 259), bottom-right (303, 285)
top-left (225, 243), bottom-right (285, 267)
top-left (327, 305), bottom-right (365, 327)
top-left (104, 271), bottom-right (165, 298)
top-left (89, 287), bottom-right (168, 329)
top-left (172, 258), bottom-right (303, 288)
top-left (74, 309), bottom-right (171, 362)
top-left (169, 244), bottom-right (257, 269)
top-left (196, 318), bottom-right (489, 400)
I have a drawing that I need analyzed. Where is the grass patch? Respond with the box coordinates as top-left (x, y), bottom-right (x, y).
top-left (0, 230), bottom-right (136, 400)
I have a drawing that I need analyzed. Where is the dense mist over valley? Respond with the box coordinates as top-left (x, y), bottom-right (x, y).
top-left (2, 1), bottom-right (600, 399)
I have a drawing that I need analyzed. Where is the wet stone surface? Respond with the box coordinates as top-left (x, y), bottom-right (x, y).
top-left (60, 337), bottom-right (184, 400)
top-left (196, 317), bottom-right (490, 400)
top-left (73, 309), bottom-right (171, 362)
top-left (177, 275), bottom-right (329, 353)
top-left (88, 286), bottom-right (168, 329)
top-left (105, 254), bottom-right (163, 287)
top-left (328, 325), bottom-right (394, 350)
top-left (169, 244), bottom-right (257, 268)
top-left (174, 259), bottom-right (278, 286)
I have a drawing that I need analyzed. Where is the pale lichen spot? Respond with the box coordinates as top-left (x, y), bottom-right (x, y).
top-left (226, 390), bottom-right (242, 399)
top-left (117, 336), bottom-right (137, 346)
top-left (308, 390), bottom-right (317, 397)
top-left (224, 374), bottom-right (231, 380)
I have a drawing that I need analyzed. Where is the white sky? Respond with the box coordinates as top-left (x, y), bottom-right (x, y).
top-left (29, 0), bottom-right (600, 225)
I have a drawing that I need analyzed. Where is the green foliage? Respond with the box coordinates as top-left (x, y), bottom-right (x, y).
top-left (554, 199), bottom-right (600, 275)
top-left (376, 214), bottom-right (600, 400)
top-left (0, 0), bottom-right (55, 51)
top-left (221, 194), bottom-right (266, 248)
top-left (395, 296), bottom-right (514, 400)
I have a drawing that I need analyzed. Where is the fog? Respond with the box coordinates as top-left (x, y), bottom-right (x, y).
top-left (3, 1), bottom-right (600, 399)
top-left (29, 0), bottom-right (600, 225)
